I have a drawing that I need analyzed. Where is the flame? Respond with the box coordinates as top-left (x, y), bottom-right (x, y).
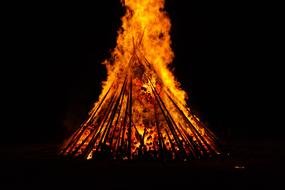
top-left (60, 0), bottom-right (220, 160)
top-left (99, 0), bottom-right (187, 107)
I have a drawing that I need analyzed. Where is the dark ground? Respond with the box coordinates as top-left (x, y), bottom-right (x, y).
top-left (0, 138), bottom-right (284, 189)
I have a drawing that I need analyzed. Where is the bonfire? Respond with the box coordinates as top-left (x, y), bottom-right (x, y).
top-left (60, 0), bottom-right (220, 161)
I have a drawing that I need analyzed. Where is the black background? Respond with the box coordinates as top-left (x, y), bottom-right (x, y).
top-left (1, 1), bottom-right (283, 189)
top-left (2, 1), bottom-right (279, 144)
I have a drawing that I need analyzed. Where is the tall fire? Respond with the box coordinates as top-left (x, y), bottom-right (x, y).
top-left (60, 0), bottom-right (220, 161)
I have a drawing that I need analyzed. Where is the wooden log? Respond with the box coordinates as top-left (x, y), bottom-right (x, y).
top-left (165, 92), bottom-right (213, 155)
top-left (117, 82), bottom-right (130, 159)
top-left (128, 77), bottom-right (132, 159)
top-left (60, 85), bottom-right (113, 155)
top-left (108, 78), bottom-right (128, 149)
top-left (99, 76), bottom-right (128, 149)
top-left (149, 79), bottom-right (187, 159)
top-left (154, 102), bottom-right (166, 161)
top-left (72, 87), bottom-right (118, 158)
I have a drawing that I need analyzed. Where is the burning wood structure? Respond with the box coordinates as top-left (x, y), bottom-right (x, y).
top-left (59, 0), bottom-right (220, 161)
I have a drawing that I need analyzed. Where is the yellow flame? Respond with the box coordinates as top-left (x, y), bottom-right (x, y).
top-left (95, 0), bottom-right (189, 116)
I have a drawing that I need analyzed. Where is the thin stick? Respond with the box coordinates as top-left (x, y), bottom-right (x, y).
top-left (128, 77), bottom-right (132, 159)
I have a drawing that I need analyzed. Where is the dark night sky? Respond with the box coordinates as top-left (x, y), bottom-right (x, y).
top-left (2, 1), bottom-right (278, 144)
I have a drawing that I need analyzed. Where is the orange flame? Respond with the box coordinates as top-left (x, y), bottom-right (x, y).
top-left (99, 0), bottom-right (187, 108)
top-left (60, 0), bottom-right (220, 160)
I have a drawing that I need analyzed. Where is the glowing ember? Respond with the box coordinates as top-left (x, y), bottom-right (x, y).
top-left (60, 0), bottom-right (220, 160)
top-left (234, 165), bottom-right (246, 170)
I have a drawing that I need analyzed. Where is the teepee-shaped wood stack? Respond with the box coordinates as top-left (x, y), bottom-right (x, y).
top-left (59, 37), bottom-right (220, 161)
